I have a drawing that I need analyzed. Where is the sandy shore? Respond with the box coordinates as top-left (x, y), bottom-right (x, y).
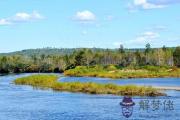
top-left (155, 86), bottom-right (180, 91)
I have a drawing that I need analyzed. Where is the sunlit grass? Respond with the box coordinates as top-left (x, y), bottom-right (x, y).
top-left (14, 74), bottom-right (166, 96)
top-left (14, 75), bottom-right (58, 88)
top-left (64, 65), bottom-right (180, 79)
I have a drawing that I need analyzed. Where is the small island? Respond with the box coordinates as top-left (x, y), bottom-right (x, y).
top-left (13, 75), bottom-right (166, 97)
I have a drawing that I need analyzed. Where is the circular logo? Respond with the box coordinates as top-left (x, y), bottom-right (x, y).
top-left (120, 96), bottom-right (135, 118)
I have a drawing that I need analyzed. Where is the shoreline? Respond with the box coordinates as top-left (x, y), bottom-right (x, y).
top-left (64, 73), bottom-right (180, 79)
top-left (1, 72), bottom-right (180, 79)
top-left (64, 74), bottom-right (180, 79)
top-left (155, 86), bottom-right (180, 91)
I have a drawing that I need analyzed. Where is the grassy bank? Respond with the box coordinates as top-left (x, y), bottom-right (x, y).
top-left (14, 74), bottom-right (166, 96)
top-left (64, 65), bottom-right (180, 79)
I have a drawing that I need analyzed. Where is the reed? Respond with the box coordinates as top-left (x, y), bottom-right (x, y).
top-left (14, 75), bottom-right (166, 97)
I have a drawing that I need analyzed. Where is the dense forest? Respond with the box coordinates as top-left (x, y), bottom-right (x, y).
top-left (0, 44), bottom-right (180, 73)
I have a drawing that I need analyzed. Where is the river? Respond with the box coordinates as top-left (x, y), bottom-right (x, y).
top-left (0, 73), bottom-right (180, 120)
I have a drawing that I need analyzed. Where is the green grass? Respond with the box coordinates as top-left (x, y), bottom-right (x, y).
top-left (64, 65), bottom-right (180, 79)
top-left (14, 75), bottom-right (58, 88)
top-left (14, 74), bottom-right (166, 96)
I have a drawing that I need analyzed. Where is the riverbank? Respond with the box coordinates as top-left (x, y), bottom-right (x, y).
top-left (155, 86), bottom-right (180, 91)
top-left (13, 74), bottom-right (166, 96)
top-left (64, 65), bottom-right (180, 79)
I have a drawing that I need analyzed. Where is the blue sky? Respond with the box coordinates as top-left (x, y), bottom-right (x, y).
top-left (0, 0), bottom-right (180, 53)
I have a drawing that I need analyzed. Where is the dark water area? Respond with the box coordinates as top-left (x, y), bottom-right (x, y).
top-left (0, 74), bottom-right (180, 120)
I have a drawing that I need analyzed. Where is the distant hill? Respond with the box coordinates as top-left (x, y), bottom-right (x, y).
top-left (0, 48), bottom-right (77, 56)
top-left (0, 47), bottom-right (175, 56)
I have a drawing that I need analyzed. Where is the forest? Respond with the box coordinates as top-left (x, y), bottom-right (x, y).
top-left (0, 44), bottom-right (180, 74)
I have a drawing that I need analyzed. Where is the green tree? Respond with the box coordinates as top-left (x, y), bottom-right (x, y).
top-left (145, 43), bottom-right (151, 54)
top-left (84, 49), bottom-right (94, 67)
top-left (173, 46), bottom-right (180, 67)
top-left (145, 43), bottom-right (151, 64)
top-left (135, 50), bottom-right (142, 66)
top-left (119, 44), bottom-right (125, 54)
top-left (74, 50), bottom-right (86, 66)
top-left (162, 45), bottom-right (167, 52)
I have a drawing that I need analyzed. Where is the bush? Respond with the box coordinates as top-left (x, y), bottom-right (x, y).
top-left (105, 65), bottom-right (118, 71)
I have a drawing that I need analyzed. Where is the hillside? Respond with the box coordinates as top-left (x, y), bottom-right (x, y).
top-left (0, 47), bottom-right (146, 56)
top-left (0, 47), bottom-right (175, 57)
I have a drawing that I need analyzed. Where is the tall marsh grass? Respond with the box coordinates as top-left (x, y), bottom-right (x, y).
top-left (14, 75), bottom-right (58, 88)
top-left (14, 75), bottom-right (166, 96)
top-left (64, 65), bottom-right (180, 79)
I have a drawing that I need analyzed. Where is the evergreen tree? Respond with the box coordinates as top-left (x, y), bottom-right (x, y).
top-left (119, 44), bottom-right (125, 54)
top-left (74, 51), bottom-right (86, 66)
top-left (173, 46), bottom-right (180, 67)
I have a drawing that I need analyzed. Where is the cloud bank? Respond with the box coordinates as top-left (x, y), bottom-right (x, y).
top-left (0, 11), bottom-right (44, 26)
top-left (128, 0), bottom-right (180, 11)
top-left (74, 10), bottom-right (96, 23)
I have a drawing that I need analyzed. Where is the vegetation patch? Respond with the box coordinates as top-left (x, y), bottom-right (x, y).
top-left (14, 75), bottom-right (166, 97)
top-left (1, 46), bottom-right (180, 74)
top-left (64, 65), bottom-right (180, 79)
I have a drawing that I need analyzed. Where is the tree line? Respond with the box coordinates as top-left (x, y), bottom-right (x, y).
top-left (0, 44), bottom-right (180, 73)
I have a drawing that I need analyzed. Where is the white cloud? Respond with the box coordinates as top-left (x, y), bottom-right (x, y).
top-left (134, 0), bottom-right (146, 5)
top-left (0, 19), bottom-right (11, 25)
top-left (105, 15), bottom-right (115, 21)
top-left (130, 31), bottom-right (160, 44)
top-left (0, 11), bottom-right (44, 26)
top-left (128, 0), bottom-right (166, 11)
top-left (147, 25), bottom-right (167, 32)
top-left (13, 11), bottom-right (43, 22)
top-left (148, 0), bottom-right (180, 5)
top-left (142, 31), bottom-right (160, 39)
top-left (74, 10), bottom-right (96, 22)
top-left (127, 3), bottom-right (138, 13)
top-left (82, 30), bottom-right (87, 35)
top-left (113, 42), bottom-right (123, 47)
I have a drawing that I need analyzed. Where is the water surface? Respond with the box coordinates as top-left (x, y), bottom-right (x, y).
top-left (0, 74), bottom-right (180, 120)
top-left (61, 76), bottom-right (180, 87)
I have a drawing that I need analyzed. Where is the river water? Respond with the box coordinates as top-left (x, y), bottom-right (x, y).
top-left (0, 74), bottom-right (180, 120)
